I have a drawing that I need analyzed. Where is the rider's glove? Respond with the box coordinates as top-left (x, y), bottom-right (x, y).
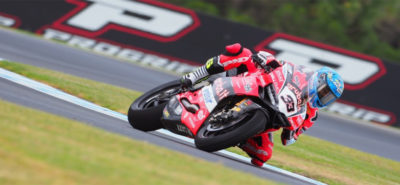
top-left (252, 53), bottom-right (267, 66)
top-left (281, 128), bottom-right (298, 146)
top-left (239, 132), bottom-right (273, 167)
top-left (252, 51), bottom-right (281, 72)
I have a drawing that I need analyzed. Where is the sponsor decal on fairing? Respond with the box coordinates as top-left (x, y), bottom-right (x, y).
top-left (174, 104), bottom-right (182, 115)
top-left (197, 110), bottom-right (205, 120)
top-left (214, 78), bottom-right (229, 100)
top-left (201, 85), bottom-right (217, 112)
top-left (242, 77), bottom-right (253, 92)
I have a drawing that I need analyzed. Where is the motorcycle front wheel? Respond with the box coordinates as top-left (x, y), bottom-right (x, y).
top-left (127, 80), bottom-right (181, 131)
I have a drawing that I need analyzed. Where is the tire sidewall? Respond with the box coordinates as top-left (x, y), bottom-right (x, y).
top-left (194, 110), bottom-right (267, 152)
top-left (128, 80), bottom-right (180, 131)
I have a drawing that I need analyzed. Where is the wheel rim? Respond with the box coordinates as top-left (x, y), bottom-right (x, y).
top-left (142, 86), bottom-right (180, 109)
top-left (201, 113), bottom-right (248, 137)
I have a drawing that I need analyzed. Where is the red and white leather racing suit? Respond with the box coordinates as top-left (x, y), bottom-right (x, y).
top-left (184, 43), bottom-right (318, 166)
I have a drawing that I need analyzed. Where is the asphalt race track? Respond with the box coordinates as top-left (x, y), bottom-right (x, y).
top-left (0, 28), bottom-right (399, 183)
top-left (0, 29), bottom-right (176, 92)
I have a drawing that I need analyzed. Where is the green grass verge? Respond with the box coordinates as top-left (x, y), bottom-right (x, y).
top-left (1, 61), bottom-right (400, 185)
top-left (0, 60), bottom-right (140, 114)
top-left (0, 99), bottom-right (277, 185)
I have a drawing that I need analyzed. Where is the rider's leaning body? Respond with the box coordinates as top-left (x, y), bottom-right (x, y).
top-left (181, 43), bottom-right (344, 166)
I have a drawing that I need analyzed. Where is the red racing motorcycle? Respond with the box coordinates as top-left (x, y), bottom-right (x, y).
top-left (128, 67), bottom-right (291, 152)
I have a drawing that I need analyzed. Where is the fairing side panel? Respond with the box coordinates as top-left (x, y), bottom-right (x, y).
top-left (177, 89), bottom-right (210, 135)
top-left (175, 69), bottom-right (273, 136)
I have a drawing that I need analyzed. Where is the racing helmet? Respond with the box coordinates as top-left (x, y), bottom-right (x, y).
top-left (308, 67), bottom-right (344, 108)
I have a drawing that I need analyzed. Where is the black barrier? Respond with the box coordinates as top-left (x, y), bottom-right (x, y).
top-left (0, 0), bottom-right (399, 127)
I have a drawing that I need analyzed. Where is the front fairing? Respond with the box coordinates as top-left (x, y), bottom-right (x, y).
top-left (161, 96), bottom-right (195, 137)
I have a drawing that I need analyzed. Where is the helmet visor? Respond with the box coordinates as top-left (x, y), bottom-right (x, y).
top-left (317, 74), bottom-right (337, 106)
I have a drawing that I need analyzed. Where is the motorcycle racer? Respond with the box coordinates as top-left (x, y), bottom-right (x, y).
top-left (181, 43), bottom-right (344, 166)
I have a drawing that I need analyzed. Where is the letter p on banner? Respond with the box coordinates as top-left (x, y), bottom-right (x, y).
top-left (255, 33), bottom-right (386, 90)
top-left (51, 0), bottom-right (200, 42)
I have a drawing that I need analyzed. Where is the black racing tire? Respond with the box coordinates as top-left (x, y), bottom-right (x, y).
top-left (128, 80), bottom-right (180, 131)
top-left (194, 110), bottom-right (268, 152)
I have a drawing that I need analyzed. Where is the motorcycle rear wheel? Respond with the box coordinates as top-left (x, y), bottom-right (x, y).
top-left (194, 109), bottom-right (268, 152)
top-left (128, 80), bottom-right (180, 131)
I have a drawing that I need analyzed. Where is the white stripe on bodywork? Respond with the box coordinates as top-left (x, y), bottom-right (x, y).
top-left (201, 85), bottom-right (217, 112)
top-left (0, 66), bottom-right (326, 185)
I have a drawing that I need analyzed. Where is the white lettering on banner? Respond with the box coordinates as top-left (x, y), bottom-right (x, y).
top-left (0, 16), bottom-right (15, 27)
top-left (326, 102), bottom-right (391, 123)
top-left (141, 55), bottom-right (169, 68)
top-left (68, 35), bottom-right (97, 48)
top-left (268, 39), bottom-right (380, 85)
top-left (93, 42), bottom-right (121, 56)
top-left (67, 0), bottom-right (193, 37)
top-left (42, 28), bottom-right (196, 74)
top-left (43, 29), bottom-right (72, 40)
top-left (117, 48), bottom-right (143, 61)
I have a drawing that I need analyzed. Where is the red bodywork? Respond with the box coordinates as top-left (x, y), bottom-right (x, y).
top-left (176, 69), bottom-right (273, 136)
top-left (165, 63), bottom-right (312, 139)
